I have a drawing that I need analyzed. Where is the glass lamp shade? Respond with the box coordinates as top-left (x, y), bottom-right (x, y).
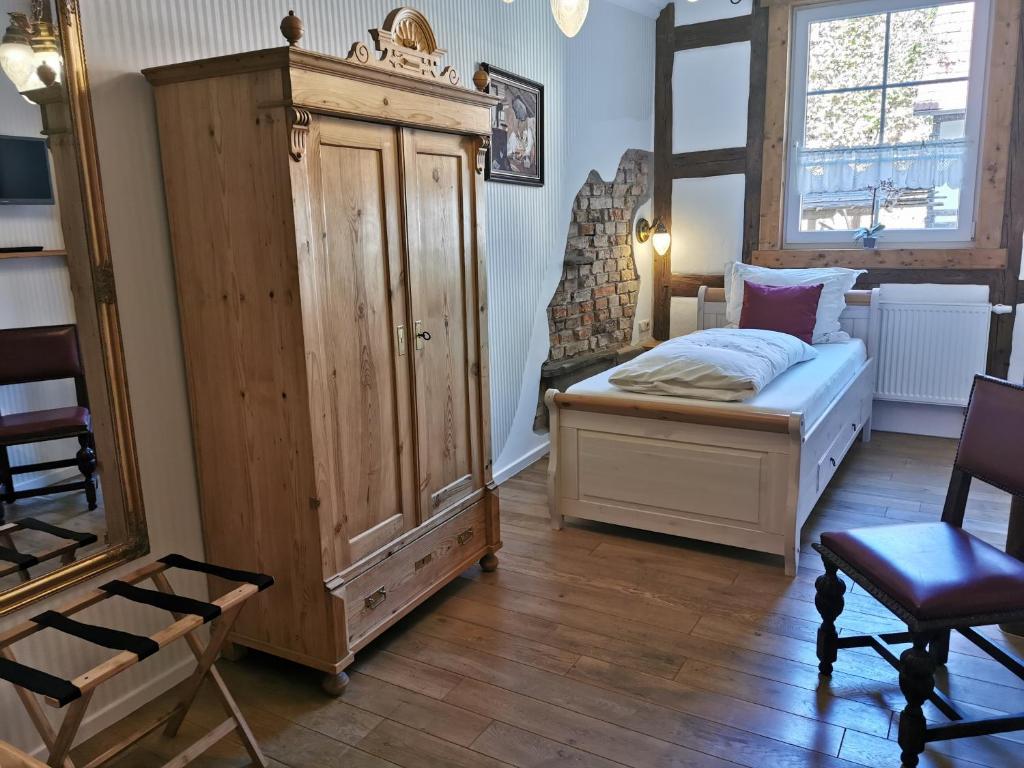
top-left (31, 20), bottom-right (61, 86)
top-left (0, 13), bottom-right (36, 92)
top-left (550, 0), bottom-right (589, 38)
top-left (651, 224), bottom-right (672, 257)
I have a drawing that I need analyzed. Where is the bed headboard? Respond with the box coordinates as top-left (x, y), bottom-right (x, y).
top-left (696, 286), bottom-right (874, 343)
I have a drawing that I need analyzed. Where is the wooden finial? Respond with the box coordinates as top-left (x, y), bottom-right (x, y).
top-left (280, 10), bottom-right (303, 46)
top-left (472, 67), bottom-right (490, 93)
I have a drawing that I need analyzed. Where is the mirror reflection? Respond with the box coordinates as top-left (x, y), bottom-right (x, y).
top-left (0, 0), bottom-right (108, 591)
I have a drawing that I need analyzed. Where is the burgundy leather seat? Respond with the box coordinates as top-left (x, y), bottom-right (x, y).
top-left (0, 406), bottom-right (91, 442)
top-left (821, 522), bottom-right (1024, 621)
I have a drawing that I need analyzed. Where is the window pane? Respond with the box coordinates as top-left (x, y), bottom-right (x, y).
top-left (887, 3), bottom-right (975, 84)
top-left (876, 183), bottom-right (960, 231)
top-left (805, 90), bottom-right (883, 149)
top-left (883, 81), bottom-right (968, 144)
top-left (800, 190), bottom-right (876, 233)
top-left (807, 13), bottom-right (886, 91)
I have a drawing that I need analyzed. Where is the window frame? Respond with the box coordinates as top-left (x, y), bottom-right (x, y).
top-left (782, 0), bottom-right (992, 248)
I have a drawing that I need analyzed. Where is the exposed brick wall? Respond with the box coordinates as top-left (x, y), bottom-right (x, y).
top-left (546, 150), bottom-right (651, 362)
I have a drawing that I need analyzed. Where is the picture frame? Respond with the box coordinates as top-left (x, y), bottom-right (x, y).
top-left (481, 64), bottom-right (544, 187)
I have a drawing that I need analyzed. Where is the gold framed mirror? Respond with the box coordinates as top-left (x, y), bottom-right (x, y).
top-left (0, 0), bottom-right (147, 613)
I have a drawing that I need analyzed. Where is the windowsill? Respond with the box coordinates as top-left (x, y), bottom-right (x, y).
top-left (751, 247), bottom-right (1007, 270)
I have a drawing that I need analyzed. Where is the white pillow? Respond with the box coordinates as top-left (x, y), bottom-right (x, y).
top-left (608, 328), bottom-right (818, 401)
top-left (724, 262), bottom-right (865, 344)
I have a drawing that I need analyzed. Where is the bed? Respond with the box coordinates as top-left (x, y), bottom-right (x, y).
top-left (544, 286), bottom-right (875, 575)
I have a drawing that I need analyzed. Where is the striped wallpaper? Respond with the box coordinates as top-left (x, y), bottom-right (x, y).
top-left (0, 0), bottom-right (653, 753)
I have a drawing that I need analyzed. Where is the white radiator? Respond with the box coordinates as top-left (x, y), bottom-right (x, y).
top-left (868, 284), bottom-right (1006, 407)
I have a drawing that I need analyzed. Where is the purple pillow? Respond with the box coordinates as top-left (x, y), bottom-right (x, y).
top-left (739, 280), bottom-right (824, 344)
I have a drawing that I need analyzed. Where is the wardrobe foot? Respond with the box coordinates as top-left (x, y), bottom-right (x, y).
top-left (321, 670), bottom-right (349, 697)
top-left (221, 642), bottom-right (248, 662)
top-left (480, 552), bottom-right (499, 573)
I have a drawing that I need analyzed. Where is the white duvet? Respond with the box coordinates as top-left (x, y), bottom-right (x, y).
top-left (609, 328), bottom-right (818, 401)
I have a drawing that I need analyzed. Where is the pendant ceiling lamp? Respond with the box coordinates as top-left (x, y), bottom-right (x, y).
top-left (550, 0), bottom-right (589, 38)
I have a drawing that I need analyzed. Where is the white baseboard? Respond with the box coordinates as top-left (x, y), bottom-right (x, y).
top-left (27, 654), bottom-right (193, 759)
top-left (492, 441), bottom-right (550, 486)
top-left (872, 400), bottom-right (966, 439)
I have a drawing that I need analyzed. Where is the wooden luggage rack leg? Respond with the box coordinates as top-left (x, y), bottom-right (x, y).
top-left (0, 554), bottom-right (273, 768)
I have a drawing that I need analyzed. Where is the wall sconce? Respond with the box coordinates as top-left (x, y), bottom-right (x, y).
top-left (0, 1), bottom-right (61, 94)
top-left (636, 218), bottom-right (671, 257)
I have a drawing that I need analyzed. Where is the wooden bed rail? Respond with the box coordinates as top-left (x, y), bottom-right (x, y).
top-left (699, 287), bottom-right (872, 305)
top-left (549, 391), bottom-right (802, 435)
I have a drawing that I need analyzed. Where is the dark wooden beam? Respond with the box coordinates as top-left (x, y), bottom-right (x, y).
top-left (671, 148), bottom-right (746, 179)
top-left (991, 13), bottom-right (1024, 378)
top-left (742, 3), bottom-right (769, 264)
top-left (854, 269), bottom-right (1005, 291)
top-left (675, 16), bottom-right (752, 51)
top-left (670, 273), bottom-right (725, 298)
top-left (652, 3), bottom-right (674, 341)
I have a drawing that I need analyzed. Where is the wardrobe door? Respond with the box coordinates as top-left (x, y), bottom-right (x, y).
top-left (401, 128), bottom-right (484, 520)
top-left (303, 117), bottom-right (417, 569)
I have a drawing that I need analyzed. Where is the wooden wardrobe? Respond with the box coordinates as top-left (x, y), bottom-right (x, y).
top-left (143, 9), bottom-right (501, 693)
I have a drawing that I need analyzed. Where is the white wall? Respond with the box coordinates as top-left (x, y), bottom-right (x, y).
top-left (663, 0), bottom-right (753, 337)
top-left (0, 0), bottom-right (654, 753)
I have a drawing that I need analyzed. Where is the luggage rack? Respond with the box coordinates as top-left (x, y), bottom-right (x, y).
top-left (0, 553), bottom-right (273, 768)
top-left (0, 518), bottom-right (98, 584)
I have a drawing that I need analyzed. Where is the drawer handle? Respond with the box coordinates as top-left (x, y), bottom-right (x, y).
top-left (415, 553), bottom-right (433, 570)
top-left (457, 528), bottom-right (474, 545)
top-left (830, 457), bottom-right (837, 467)
top-left (364, 588), bottom-right (387, 610)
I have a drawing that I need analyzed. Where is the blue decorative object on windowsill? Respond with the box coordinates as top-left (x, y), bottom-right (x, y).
top-left (853, 223), bottom-right (885, 250)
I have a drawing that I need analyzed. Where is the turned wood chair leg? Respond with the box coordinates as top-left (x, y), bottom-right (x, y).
top-left (898, 634), bottom-right (935, 768)
top-left (76, 435), bottom-right (98, 511)
top-left (814, 561), bottom-right (846, 676)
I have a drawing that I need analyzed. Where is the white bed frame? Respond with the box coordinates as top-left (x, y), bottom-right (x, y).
top-left (544, 287), bottom-right (876, 575)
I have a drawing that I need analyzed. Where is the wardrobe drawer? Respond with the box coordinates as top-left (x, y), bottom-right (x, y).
top-left (340, 501), bottom-right (487, 649)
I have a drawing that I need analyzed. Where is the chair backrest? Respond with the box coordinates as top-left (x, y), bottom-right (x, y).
top-left (0, 325), bottom-right (84, 386)
top-left (942, 375), bottom-right (1024, 526)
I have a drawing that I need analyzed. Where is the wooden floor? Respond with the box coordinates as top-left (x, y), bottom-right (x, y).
top-left (75, 432), bottom-right (1024, 768)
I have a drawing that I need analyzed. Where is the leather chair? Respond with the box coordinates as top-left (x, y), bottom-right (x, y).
top-left (0, 325), bottom-right (97, 522)
top-left (813, 374), bottom-right (1024, 767)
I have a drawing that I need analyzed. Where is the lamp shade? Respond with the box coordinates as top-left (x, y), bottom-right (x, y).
top-left (0, 14), bottom-right (35, 91)
top-left (651, 222), bottom-right (671, 256)
top-left (550, 0), bottom-right (589, 38)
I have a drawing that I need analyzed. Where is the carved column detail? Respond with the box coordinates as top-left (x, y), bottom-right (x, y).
top-left (288, 108), bottom-right (311, 162)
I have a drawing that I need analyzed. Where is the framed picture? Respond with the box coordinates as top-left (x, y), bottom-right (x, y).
top-left (481, 64), bottom-right (544, 187)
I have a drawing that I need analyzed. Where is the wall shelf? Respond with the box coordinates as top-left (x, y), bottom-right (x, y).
top-left (0, 249), bottom-right (67, 261)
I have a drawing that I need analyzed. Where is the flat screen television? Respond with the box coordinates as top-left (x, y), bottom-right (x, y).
top-left (0, 135), bottom-right (54, 205)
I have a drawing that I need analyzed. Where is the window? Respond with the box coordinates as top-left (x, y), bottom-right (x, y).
top-left (784, 0), bottom-right (991, 247)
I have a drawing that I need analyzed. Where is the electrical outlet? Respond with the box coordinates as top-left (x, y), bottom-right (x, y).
top-left (638, 319), bottom-right (651, 333)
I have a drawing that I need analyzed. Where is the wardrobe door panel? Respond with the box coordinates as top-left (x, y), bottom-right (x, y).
top-left (305, 117), bottom-right (417, 568)
top-left (402, 129), bottom-right (483, 520)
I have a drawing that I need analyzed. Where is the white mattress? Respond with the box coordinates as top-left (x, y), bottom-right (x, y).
top-left (567, 339), bottom-right (868, 431)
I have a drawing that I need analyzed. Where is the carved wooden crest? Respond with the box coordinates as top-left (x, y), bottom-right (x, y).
top-left (346, 7), bottom-right (461, 86)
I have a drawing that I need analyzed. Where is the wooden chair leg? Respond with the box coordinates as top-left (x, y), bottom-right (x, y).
top-left (814, 561), bottom-right (846, 676)
top-left (0, 445), bottom-right (14, 505)
top-left (898, 634), bottom-right (935, 768)
top-left (151, 572), bottom-right (268, 768)
top-left (929, 630), bottom-right (951, 666)
top-left (76, 435), bottom-right (97, 511)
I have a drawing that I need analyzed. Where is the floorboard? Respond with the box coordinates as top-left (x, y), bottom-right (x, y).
top-left (73, 433), bottom-right (1024, 767)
